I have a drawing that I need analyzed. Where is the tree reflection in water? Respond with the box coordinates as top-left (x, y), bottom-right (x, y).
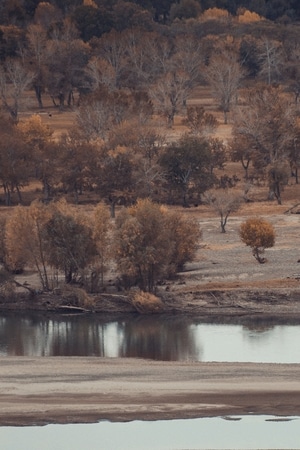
top-left (1, 313), bottom-right (300, 362)
top-left (0, 313), bottom-right (202, 360)
top-left (118, 315), bottom-right (202, 361)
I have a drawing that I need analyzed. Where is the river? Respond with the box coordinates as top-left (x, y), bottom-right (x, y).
top-left (1, 312), bottom-right (300, 363)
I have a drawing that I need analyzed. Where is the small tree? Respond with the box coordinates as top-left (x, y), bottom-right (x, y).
top-left (160, 134), bottom-right (214, 207)
top-left (239, 217), bottom-right (275, 263)
top-left (182, 106), bottom-right (218, 136)
top-left (203, 189), bottom-right (243, 233)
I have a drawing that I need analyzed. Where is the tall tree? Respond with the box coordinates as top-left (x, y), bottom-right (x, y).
top-left (93, 145), bottom-right (135, 218)
top-left (45, 19), bottom-right (90, 108)
top-left (205, 50), bottom-right (244, 124)
top-left (258, 38), bottom-right (284, 85)
top-left (92, 29), bottom-right (127, 89)
top-left (42, 203), bottom-right (96, 284)
top-left (25, 24), bottom-right (48, 108)
top-left (0, 58), bottom-right (35, 121)
top-left (232, 85), bottom-right (297, 203)
top-left (149, 70), bottom-right (191, 127)
top-left (5, 201), bottom-right (52, 289)
top-left (18, 114), bottom-right (57, 202)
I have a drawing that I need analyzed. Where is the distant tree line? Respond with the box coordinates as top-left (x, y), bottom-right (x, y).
top-left (0, 0), bottom-right (300, 29)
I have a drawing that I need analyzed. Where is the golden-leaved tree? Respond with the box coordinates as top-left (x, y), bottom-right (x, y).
top-left (42, 201), bottom-right (97, 285)
top-left (5, 201), bottom-right (52, 289)
top-left (114, 199), bottom-right (200, 292)
top-left (240, 217), bottom-right (275, 263)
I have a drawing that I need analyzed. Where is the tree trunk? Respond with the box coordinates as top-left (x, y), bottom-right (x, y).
top-left (3, 184), bottom-right (11, 206)
top-left (16, 186), bottom-right (23, 204)
top-left (220, 220), bottom-right (226, 233)
top-left (109, 201), bottom-right (116, 219)
top-left (223, 109), bottom-right (228, 124)
top-left (43, 179), bottom-right (51, 203)
top-left (34, 84), bottom-right (43, 109)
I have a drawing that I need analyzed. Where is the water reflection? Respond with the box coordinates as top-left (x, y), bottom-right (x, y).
top-left (1, 416), bottom-right (300, 450)
top-left (0, 312), bottom-right (300, 362)
top-left (118, 315), bottom-right (201, 360)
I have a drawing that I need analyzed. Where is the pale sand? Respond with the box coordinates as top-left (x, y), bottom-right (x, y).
top-left (0, 357), bottom-right (300, 426)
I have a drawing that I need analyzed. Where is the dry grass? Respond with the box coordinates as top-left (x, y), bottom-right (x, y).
top-left (130, 290), bottom-right (164, 313)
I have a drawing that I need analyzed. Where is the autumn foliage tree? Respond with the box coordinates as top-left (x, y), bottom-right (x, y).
top-left (239, 217), bottom-right (275, 263)
top-left (4, 201), bottom-right (52, 289)
top-left (42, 204), bottom-right (96, 284)
top-left (114, 199), bottom-right (200, 291)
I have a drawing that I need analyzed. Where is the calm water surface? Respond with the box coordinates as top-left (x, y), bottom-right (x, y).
top-left (1, 312), bottom-right (300, 362)
top-left (1, 416), bottom-right (300, 450)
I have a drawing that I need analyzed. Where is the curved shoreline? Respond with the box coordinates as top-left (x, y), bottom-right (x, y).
top-left (0, 357), bottom-right (300, 426)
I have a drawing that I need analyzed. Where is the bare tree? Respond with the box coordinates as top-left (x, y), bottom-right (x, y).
top-left (94, 29), bottom-right (127, 89)
top-left (25, 24), bottom-right (48, 108)
top-left (0, 59), bottom-right (35, 121)
top-left (124, 29), bottom-right (154, 88)
top-left (203, 189), bottom-right (243, 233)
top-left (85, 56), bottom-right (117, 92)
top-left (258, 38), bottom-right (284, 85)
top-left (205, 51), bottom-right (244, 124)
top-left (172, 34), bottom-right (204, 93)
top-left (232, 86), bottom-right (297, 203)
top-left (149, 70), bottom-right (191, 127)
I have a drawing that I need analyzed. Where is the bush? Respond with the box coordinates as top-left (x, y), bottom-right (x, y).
top-left (130, 289), bottom-right (164, 314)
top-left (239, 217), bottom-right (275, 263)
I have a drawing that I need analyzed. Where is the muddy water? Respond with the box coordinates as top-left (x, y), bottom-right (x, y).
top-left (1, 313), bottom-right (300, 363)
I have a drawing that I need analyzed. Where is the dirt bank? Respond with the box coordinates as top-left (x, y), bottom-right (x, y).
top-left (0, 357), bottom-right (300, 426)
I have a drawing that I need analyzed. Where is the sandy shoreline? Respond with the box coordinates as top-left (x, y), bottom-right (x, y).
top-left (0, 357), bottom-right (300, 426)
